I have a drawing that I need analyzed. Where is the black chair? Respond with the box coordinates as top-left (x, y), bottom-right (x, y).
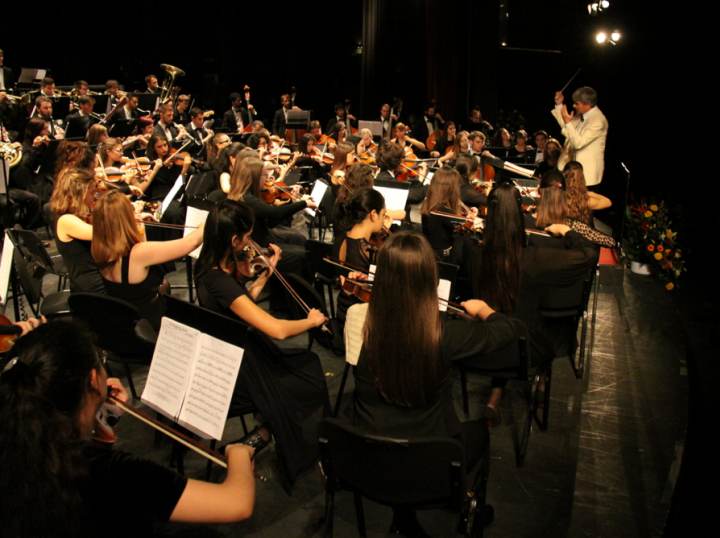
top-left (68, 293), bottom-right (156, 399)
top-left (10, 228), bottom-right (69, 292)
top-left (305, 239), bottom-right (338, 319)
top-left (456, 318), bottom-right (542, 467)
top-left (539, 266), bottom-right (597, 380)
top-left (318, 417), bottom-right (492, 538)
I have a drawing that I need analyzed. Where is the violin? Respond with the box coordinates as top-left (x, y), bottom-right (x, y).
top-left (0, 314), bottom-right (22, 354)
top-left (235, 244), bottom-right (273, 280)
top-left (341, 278), bottom-right (372, 303)
top-left (260, 179), bottom-right (292, 204)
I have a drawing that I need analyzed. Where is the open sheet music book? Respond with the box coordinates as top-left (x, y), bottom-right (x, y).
top-left (141, 317), bottom-right (244, 440)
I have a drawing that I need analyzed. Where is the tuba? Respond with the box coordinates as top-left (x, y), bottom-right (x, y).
top-left (159, 64), bottom-right (185, 105)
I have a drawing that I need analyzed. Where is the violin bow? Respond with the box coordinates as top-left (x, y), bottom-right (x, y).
top-left (162, 139), bottom-right (194, 166)
top-left (249, 240), bottom-right (331, 334)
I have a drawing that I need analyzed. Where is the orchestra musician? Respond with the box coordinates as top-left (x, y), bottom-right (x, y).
top-left (391, 123), bottom-right (425, 153)
top-left (250, 120), bottom-right (264, 132)
top-left (272, 94), bottom-right (296, 137)
top-left (193, 199), bottom-right (329, 491)
top-left (223, 92), bottom-right (252, 134)
top-left (508, 129), bottom-right (533, 163)
top-left (455, 153), bottom-right (488, 209)
top-left (173, 95), bottom-right (190, 125)
top-left (206, 132), bottom-right (231, 167)
top-left (214, 142), bottom-right (246, 195)
top-left (72, 80), bottom-right (90, 96)
top-left (33, 96), bottom-right (64, 139)
top-left (325, 122), bottom-right (347, 147)
top-left (154, 104), bottom-right (187, 144)
top-left (535, 137), bottom-right (561, 177)
top-left (469, 107), bottom-right (493, 135)
top-left (105, 80), bottom-right (121, 106)
top-left (86, 123), bottom-right (108, 146)
top-left (0, 49), bottom-right (15, 92)
top-left (328, 141), bottom-right (354, 197)
top-left (0, 320), bottom-right (256, 537)
top-left (430, 121), bottom-right (456, 157)
top-left (186, 107), bottom-right (214, 158)
top-left (409, 103), bottom-right (444, 152)
top-left (325, 103), bottom-right (356, 134)
top-left (116, 95), bottom-right (140, 122)
top-left (97, 138), bottom-right (157, 195)
top-left (145, 74), bottom-right (161, 94)
top-left (533, 130), bottom-right (548, 164)
top-left (378, 103), bottom-right (397, 137)
top-left (64, 95), bottom-right (97, 139)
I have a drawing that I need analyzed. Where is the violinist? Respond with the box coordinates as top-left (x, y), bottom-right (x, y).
top-left (333, 162), bottom-right (406, 224)
top-left (420, 166), bottom-right (477, 265)
top-left (144, 133), bottom-right (191, 232)
top-left (455, 153), bottom-right (488, 209)
top-left (214, 142), bottom-right (246, 195)
top-left (86, 124), bottom-right (108, 146)
top-left (0, 321), bottom-right (256, 537)
top-left (562, 161), bottom-right (612, 221)
top-left (309, 120), bottom-right (323, 142)
top-left (333, 188), bottom-right (389, 322)
top-left (91, 190), bottom-right (205, 330)
top-left (98, 138), bottom-right (158, 195)
top-left (508, 129), bottom-right (533, 163)
top-left (194, 200), bottom-right (329, 491)
top-left (492, 128), bottom-right (513, 150)
top-left (206, 132), bottom-right (231, 166)
top-left (328, 141), bottom-right (354, 197)
top-left (430, 121), bottom-right (456, 158)
top-left (359, 128), bottom-right (376, 153)
top-left (438, 130), bottom-right (469, 166)
top-left (325, 122), bottom-right (347, 147)
top-left (154, 104), bottom-right (188, 144)
top-left (535, 137), bottom-right (561, 177)
top-left (50, 167), bottom-right (106, 294)
top-left (338, 231), bottom-right (514, 537)
top-left (247, 132), bottom-right (271, 158)
top-left (391, 122), bottom-right (425, 153)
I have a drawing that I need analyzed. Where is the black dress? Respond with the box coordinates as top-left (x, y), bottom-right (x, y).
top-left (332, 236), bottom-right (376, 322)
top-left (196, 269), bottom-right (331, 485)
top-left (101, 254), bottom-right (166, 330)
top-left (54, 219), bottom-right (106, 294)
top-left (82, 444), bottom-right (187, 538)
top-left (421, 205), bottom-right (465, 265)
top-left (343, 314), bottom-right (515, 468)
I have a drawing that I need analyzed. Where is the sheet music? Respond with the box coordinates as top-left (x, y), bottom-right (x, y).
top-left (423, 170), bottom-right (435, 186)
top-left (184, 205), bottom-right (209, 259)
top-left (179, 334), bottom-right (244, 440)
top-left (142, 318), bottom-right (200, 418)
top-left (373, 186), bottom-right (409, 225)
top-left (161, 175), bottom-right (184, 214)
top-left (437, 279), bottom-right (451, 312)
top-left (0, 235), bottom-right (15, 305)
top-left (305, 180), bottom-right (328, 217)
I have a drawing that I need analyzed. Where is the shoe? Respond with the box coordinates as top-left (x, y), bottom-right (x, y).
top-left (481, 405), bottom-right (502, 428)
top-left (535, 389), bottom-right (546, 410)
top-left (457, 504), bottom-right (494, 534)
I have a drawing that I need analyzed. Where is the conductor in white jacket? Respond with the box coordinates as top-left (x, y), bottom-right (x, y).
top-left (551, 87), bottom-right (608, 189)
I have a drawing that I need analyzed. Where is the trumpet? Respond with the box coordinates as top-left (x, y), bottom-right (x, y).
top-left (53, 89), bottom-right (72, 97)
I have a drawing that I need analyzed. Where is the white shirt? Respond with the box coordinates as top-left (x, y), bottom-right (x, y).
top-left (233, 108), bottom-right (244, 132)
top-left (0, 68), bottom-right (5, 91)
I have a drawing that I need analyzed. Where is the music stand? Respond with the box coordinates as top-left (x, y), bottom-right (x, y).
top-left (92, 95), bottom-right (110, 115)
top-left (50, 97), bottom-right (71, 121)
top-left (108, 119), bottom-right (138, 138)
top-left (286, 110), bottom-right (311, 143)
top-left (64, 115), bottom-right (95, 140)
top-left (135, 94), bottom-right (160, 115)
top-left (358, 120), bottom-right (383, 138)
top-left (38, 139), bottom-right (61, 177)
top-left (164, 295), bottom-right (248, 350)
top-left (17, 68), bottom-right (47, 91)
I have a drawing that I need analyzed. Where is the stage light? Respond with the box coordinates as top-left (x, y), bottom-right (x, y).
top-left (588, 3), bottom-right (599, 15)
top-left (596, 32), bottom-right (607, 43)
top-left (601, 1), bottom-right (610, 8)
top-left (611, 31), bottom-right (621, 41)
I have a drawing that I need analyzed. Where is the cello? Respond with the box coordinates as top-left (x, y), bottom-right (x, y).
top-left (242, 85), bottom-right (254, 133)
top-left (424, 98), bottom-right (444, 151)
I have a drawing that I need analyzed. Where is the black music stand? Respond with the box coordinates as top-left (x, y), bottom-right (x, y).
top-left (64, 115), bottom-right (95, 140)
top-left (37, 139), bottom-right (61, 177)
top-left (92, 95), bottom-right (111, 115)
top-left (164, 295), bottom-right (248, 348)
top-left (135, 94), bottom-right (160, 115)
top-left (50, 97), bottom-right (71, 121)
top-left (286, 110), bottom-right (311, 144)
top-left (108, 119), bottom-right (138, 138)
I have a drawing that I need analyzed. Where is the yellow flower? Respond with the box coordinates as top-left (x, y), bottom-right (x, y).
top-left (650, 205), bottom-right (658, 211)
top-left (644, 211), bottom-right (653, 217)
top-left (666, 230), bottom-right (673, 238)
top-left (654, 252), bottom-right (662, 260)
top-left (666, 282), bottom-right (674, 291)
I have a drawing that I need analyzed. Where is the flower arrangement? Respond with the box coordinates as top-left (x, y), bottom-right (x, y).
top-left (624, 202), bottom-right (685, 290)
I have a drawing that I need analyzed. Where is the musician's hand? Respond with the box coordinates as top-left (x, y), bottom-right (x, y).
top-left (302, 195), bottom-right (317, 209)
top-left (248, 104), bottom-right (255, 113)
top-left (267, 243), bottom-right (282, 269)
top-left (207, 129), bottom-right (214, 137)
top-left (291, 185), bottom-right (302, 197)
top-left (12, 316), bottom-right (46, 336)
top-left (461, 299), bottom-right (495, 321)
top-left (430, 151), bottom-right (440, 158)
top-left (555, 91), bottom-right (564, 106)
top-left (391, 114), bottom-right (398, 120)
top-left (182, 156), bottom-right (192, 170)
top-left (469, 207), bottom-right (479, 219)
top-left (225, 443), bottom-right (255, 470)
top-left (32, 136), bottom-right (44, 147)
top-left (107, 377), bottom-right (129, 404)
top-left (153, 158), bottom-right (163, 170)
top-left (347, 271), bottom-right (368, 282)
top-left (545, 223), bottom-right (571, 236)
top-left (347, 114), bottom-right (356, 121)
top-left (383, 213), bottom-right (393, 228)
top-left (291, 106), bottom-right (301, 111)
top-left (560, 105), bottom-right (574, 124)
top-left (481, 150), bottom-right (493, 158)
top-left (307, 309), bottom-right (328, 327)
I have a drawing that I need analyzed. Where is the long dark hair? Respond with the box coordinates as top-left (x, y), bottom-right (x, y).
top-left (478, 183), bottom-right (525, 311)
top-left (420, 166), bottom-right (461, 216)
top-left (454, 153), bottom-right (478, 185)
top-left (23, 117), bottom-right (47, 144)
top-left (563, 161), bottom-right (591, 224)
top-left (363, 232), bottom-right (444, 407)
top-left (0, 321), bottom-right (102, 537)
top-left (146, 133), bottom-right (168, 160)
top-left (195, 200), bottom-right (255, 280)
top-left (335, 188), bottom-right (385, 232)
top-left (213, 142), bottom-right (246, 177)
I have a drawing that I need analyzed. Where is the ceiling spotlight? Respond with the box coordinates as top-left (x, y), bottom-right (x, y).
top-left (611, 31), bottom-right (621, 41)
top-left (596, 32), bottom-right (607, 43)
top-left (588, 3), bottom-right (599, 15)
top-left (601, 1), bottom-right (610, 7)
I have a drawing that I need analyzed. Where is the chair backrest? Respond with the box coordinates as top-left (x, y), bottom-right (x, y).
top-left (68, 293), bottom-right (151, 358)
top-left (318, 417), bottom-right (466, 509)
top-left (12, 248), bottom-right (43, 309)
top-left (305, 240), bottom-right (335, 283)
top-left (9, 229), bottom-right (59, 275)
top-left (462, 318), bottom-right (530, 379)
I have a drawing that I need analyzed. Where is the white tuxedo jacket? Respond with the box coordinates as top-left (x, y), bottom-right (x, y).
top-left (551, 105), bottom-right (608, 186)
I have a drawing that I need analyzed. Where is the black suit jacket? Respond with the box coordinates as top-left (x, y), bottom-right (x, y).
top-left (410, 115), bottom-right (441, 146)
top-left (272, 108), bottom-right (287, 137)
top-left (154, 122), bottom-right (179, 141)
top-left (325, 116), bottom-right (357, 134)
top-left (1, 66), bottom-right (15, 91)
top-left (185, 124), bottom-right (208, 156)
top-left (116, 107), bottom-right (140, 121)
top-left (222, 107), bottom-right (250, 133)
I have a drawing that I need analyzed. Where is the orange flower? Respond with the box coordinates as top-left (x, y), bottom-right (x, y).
top-left (666, 230), bottom-right (673, 238)
top-left (650, 205), bottom-right (658, 211)
top-left (644, 211), bottom-right (653, 218)
top-left (657, 245), bottom-right (664, 252)
top-left (647, 244), bottom-right (655, 251)
top-left (654, 253), bottom-right (662, 260)
top-left (666, 282), bottom-right (674, 291)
